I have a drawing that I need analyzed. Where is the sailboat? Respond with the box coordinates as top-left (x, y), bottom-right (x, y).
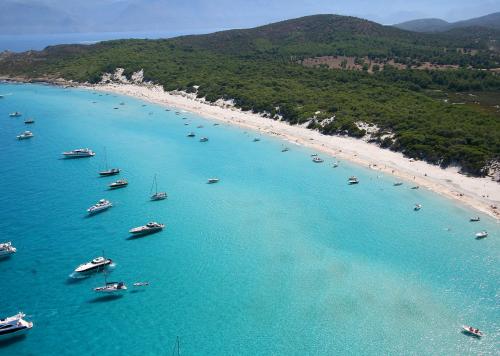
top-left (171, 336), bottom-right (181, 356)
top-left (99, 147), bottom-right (121, 176)
top-left (93, 268), bottom-right (127, 293)
top-left (150, 174), bottom-right (167, 201)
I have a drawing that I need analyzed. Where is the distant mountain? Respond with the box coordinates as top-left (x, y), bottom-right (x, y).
top-left (0, 1), bottom-right (79, 34)
top-left (394, 12), bottom-right (500, 32)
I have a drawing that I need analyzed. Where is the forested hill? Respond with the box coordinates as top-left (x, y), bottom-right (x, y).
top-left (1, 14), bottom-right (499, 177)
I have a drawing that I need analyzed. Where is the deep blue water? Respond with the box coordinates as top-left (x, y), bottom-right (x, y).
top-left (0, 83), bottom-right (498, 355)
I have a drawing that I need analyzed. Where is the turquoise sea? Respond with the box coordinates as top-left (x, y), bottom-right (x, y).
top-left (0, 83), bottom-right (498, 355)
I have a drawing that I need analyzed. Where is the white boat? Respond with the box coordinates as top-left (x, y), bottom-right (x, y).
top-left (129, 222), bottom-right (165, 236)
top-left (87, 199), bottom-right (112, 214)
top-left (94, 281), bottom-right (127, 293)
top-left (109, 179), bottom-right (128, 189)
top-left (475, 231), bottom-right (488, 239)
top-left (74, 256), bottom-right (112, 273)
top-left (470, 217), bottom-right (480, 222)
top-left (150, 174), bottom-right (167, 201)
top-left (0, 242), bottom-right (16, 257)
top-left (9, 112), bottom-right (22, 117)
top-left (187, 132), bottom-right (195, 137)
top-left (348, 176), bottom-right (359, 185)
top-left (199, 137), bottom-right (209, 142)
top-left (312, 157), bottom-right (324, 163)
top-left (0, 312), bottom-right (33, 338)
top-left (207, 178), bottom-right (219, 184)
top-left (462, 325), bottom-right (484, 337)
top-left (99, 147), bottom-right (120, 176)
top-left (62, 148), bottom-right (95, 158)
top-left (414, 204), bottom-right (422, 211)
top-left (17, 131), bottom-right (33, 140)
top-left (133, 282), bottom-right (149, 287)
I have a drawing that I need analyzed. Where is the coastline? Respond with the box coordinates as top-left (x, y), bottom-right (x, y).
top-left (2, 77), bottom-right (499, 220)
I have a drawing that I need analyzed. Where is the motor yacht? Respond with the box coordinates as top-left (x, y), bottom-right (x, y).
top-left (100, 168), bottom-right (120, 176)
top-left (462, 325), bottom-right (483, 337)
top-left (17, 131), bottom-right (33, 140)
top-left (109, 179), bottom-right (128, 189)
top-left (348, 176), bottom-right (359, 185)
top-left (475, 231), bottom-right (488, 239)
top-left (87, 199), bottom-right (112, 214)
top-left (0, 242), bottom-right (16, 257)
top-left (74, 256), bottom-right (112, 273)
top-left (62, 148), bottom-right (95, 158)
top-left (129, 222), bottom-right (165, 236)
top-left (0, 313), bottom-right (33, 338)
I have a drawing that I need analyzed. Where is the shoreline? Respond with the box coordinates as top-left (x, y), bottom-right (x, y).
top-left (2, 77), bottom-right (499, 220)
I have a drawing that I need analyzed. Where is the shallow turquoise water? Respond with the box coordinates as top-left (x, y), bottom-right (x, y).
top-left (0, 83), bottom-right (498, 355)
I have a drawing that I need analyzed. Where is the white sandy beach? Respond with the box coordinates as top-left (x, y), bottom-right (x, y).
top-left (78, 81), bottom-right (498, 220)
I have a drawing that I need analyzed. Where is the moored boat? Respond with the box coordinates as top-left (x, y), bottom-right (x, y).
top-left (470, 217), bottom-right (480, 222)
top-left (129, 222), bottom-right (165, 236)
top-left (348, 176), bottom-right (359, 185)
top-left (94, 281), bottom-right (127, 293)
top-left (150, 174), bottom-right (167, 201)
top-left (187, 132), bottom-right (195, 137)
top-left (462, 325), bottom-right (484, 337)
top-left (475, 231), bottom-right (488, 239)
top-left (281, 147), bottom-right (289, 152)
top-left (0, 241), bottom-right (16, 257)
top-left (207, 178), bottom-right (219, 184)
top-left (312, 157), bottom-right (324, 163)
top-left (62, 148), bottom-right (95, 158)
top-left (24, 118), bottom-right (35, 124)
top-left (16, 131), bottom-right (33, 140)
top-left (87, 199), bottom-right (112, 214)
top-left (414, 204), bottom-right (422, 211)
top-left (253, 138), bottom-right (260, 142)
top-left (199, 137), bottom-right (209, 142)
top-left (99, 147), bottom-right (120, 176)
top-left (74, 256), bottom-right (112, 274)
top-left (9, 112), bottom-right (22, 117)
top-left (393, 182), bottom-right (403, 186)
top-left (109, 179), bottom-right (128, 189)
top-left (0, 313), bottom-right (33, 338)
top-left (133, 282), bottom-right (149, 287)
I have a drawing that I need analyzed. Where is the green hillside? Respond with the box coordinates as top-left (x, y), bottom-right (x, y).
top-left (1, 14), bottom-right (499, 176)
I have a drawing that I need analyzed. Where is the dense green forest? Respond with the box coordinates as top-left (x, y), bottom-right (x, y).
top-left (1, 15), bottom-right (499, 176)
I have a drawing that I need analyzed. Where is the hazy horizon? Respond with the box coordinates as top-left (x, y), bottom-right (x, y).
top-left (1, 0), bottom-right (499, 36)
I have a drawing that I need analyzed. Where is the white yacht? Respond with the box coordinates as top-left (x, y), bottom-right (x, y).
top-left (199, 137), bottom-right (209, 142)
top-left (9, 112), bottom-right (22, 117)
top-left (0, 313), bottom-right (33, 338)
top-left (0, 242), bottom-right (16, 257)
top-left (62, 148), bottom-right (95, 158)
top-left (129, 222), bottom-right (165, 236)
top-left (109, 179), bottom-right (128, 189)
top-left (94, 281), bottom-right (127, 293)
top-left (348, 176), bottom-right (359, 185)
top-left (312, 157), bottom-right (324, 163)
top-left (475, 231), bottom-right (488, 239)
top-left (74, 256), bottom-right (112, 273)
top-left (17, 131), bottom-right (34, 140)
top-left (87, 199), bottom-right (112, 214)
top-left (207, 178), bottom-right (219, 184)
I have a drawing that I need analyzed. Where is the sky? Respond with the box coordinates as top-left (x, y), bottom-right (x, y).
top-left (1, 0), bottom-right (500, 35)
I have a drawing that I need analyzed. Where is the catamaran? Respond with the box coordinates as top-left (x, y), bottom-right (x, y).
top-left (0, 242), bottom-right (16, 257)
top-left (16, 131), bottom-right (33, 140)
top-left (99, 147), bottom-right (120, 176)
top-left (129, 222), bottom-right (165, 236)
top-left (0, 313), bottom-right (33, 338)
top-left (150, 174), bottom-right (167, 201)
top-left (74, 256), bottom-right (112, 274)
top-left (87, 199), bottom-right (112, 214)
top-left (62, 148), bottom-right (95, 158)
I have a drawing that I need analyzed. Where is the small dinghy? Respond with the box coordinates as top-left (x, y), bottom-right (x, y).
top-left (414, 204), bottom-right (422, 211)
top-left (475, 231), bottom-right (488, 239)
top-left (469, 217), bottom-right (480, 222)
top-left (207, 178), bottom-right (219, 184)
top-left (187, 132), bottom-right (195, 137)
top-left (133, 282), bottom-right (149, 287)
top-left (24, 118), bottom-right (35, 124)
top-left (281, 147), bottom-right (289, 152)
top-left (199, 137), bottom-right (209, 142)
top-left (393, 182), bottom-right (403, 186)
top-left (462, 325), bottom-right (484, 337)
top-left (312, 157), bottom-right (324, 163)
top-left (253, 138), bottom-right (260, 142)
top-left (411, 186), bottom-right (419, 189)
top-left (348, 176), bottom-right (359, 185)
